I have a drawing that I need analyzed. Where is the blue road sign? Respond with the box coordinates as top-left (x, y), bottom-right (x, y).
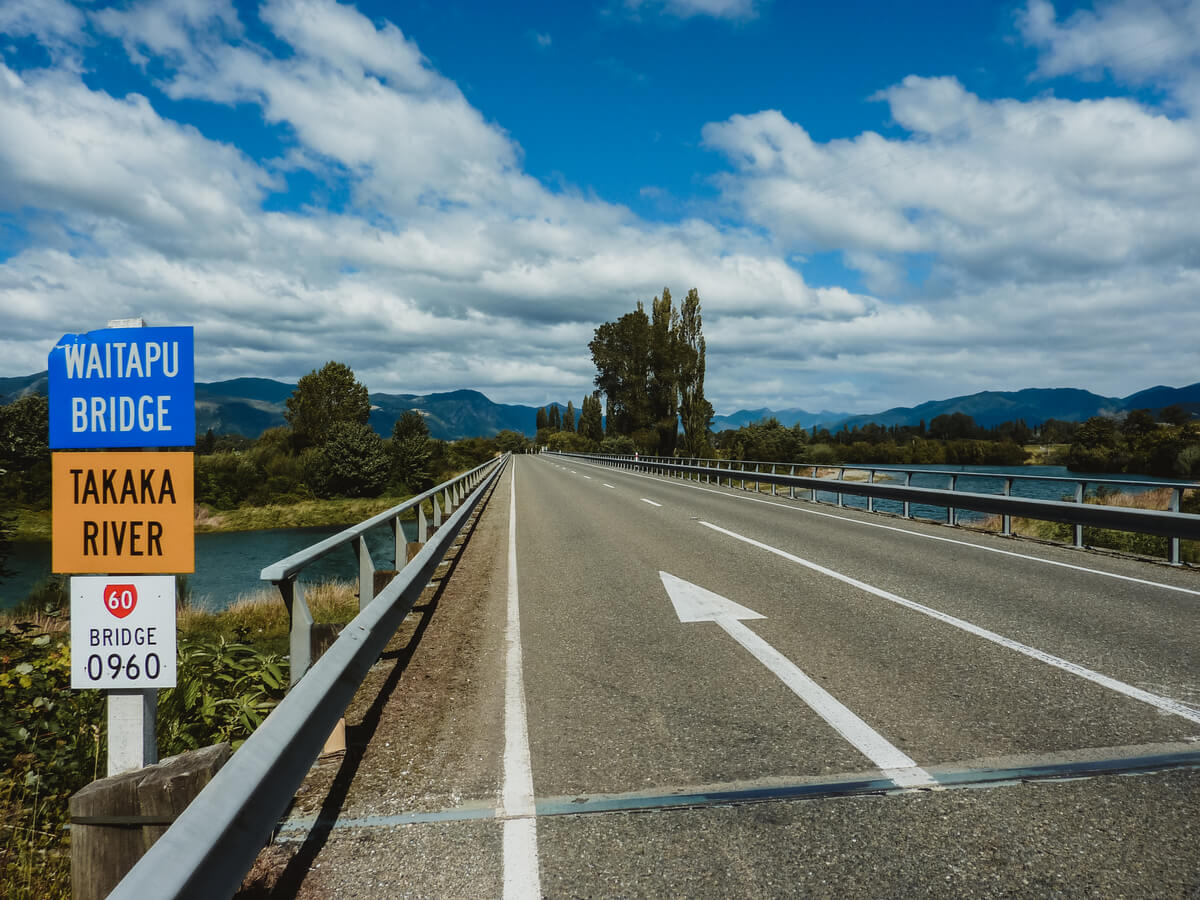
top-left (49, 325), bottom-right (195, 449)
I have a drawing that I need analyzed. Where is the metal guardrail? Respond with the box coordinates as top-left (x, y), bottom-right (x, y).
top-left (109, 455), bottom-right (509, 899)
top-left (261, 456), bottom-right (502, 685)
top-left (554, 452), bottom-right (1200, 564)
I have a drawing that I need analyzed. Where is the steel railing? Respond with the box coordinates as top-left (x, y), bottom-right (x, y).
top-left (110, 454), bottom-right (509, 899)
top-left (552, 452), bottom-right (1200, 564)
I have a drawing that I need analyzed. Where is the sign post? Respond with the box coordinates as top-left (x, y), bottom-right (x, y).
top-left (49, 320), bottom-right (194, 776)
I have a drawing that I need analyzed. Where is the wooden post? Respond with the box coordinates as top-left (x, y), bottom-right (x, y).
top-left (70, 743), bottom-right (232, 900)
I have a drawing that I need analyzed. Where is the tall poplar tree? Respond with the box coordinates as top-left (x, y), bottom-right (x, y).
top-left (677, 288), bottom-right (713, 456)
top-left (563, 400), bottom-right (576, 433)
top-left (548, 404), bottom-right (562, 430)
top-left (648, 288), bottom-right (680, 456)
top-left (578, 392), bottom-right (604, 442)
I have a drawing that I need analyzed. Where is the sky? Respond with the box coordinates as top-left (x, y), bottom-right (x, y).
top-left (1, 0), bottom-right (1198, 416)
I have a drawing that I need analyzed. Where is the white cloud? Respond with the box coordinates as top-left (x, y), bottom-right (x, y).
top-left (624, 0), bottom-right (761, 20)
top-left (0, 0), bottom-right (87, 64)
top-left (1, 0), bottom-right (1196, 418)
top-left (1018, 0), bottom-right (1200, 87)
top-left (704, 77), bottom-right (1200, 283)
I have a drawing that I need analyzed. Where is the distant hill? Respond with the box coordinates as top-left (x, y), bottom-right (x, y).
top-left (3, 371), bottom-right (1196, 439)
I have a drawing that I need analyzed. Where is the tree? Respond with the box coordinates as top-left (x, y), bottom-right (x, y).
top-left (677, 288), bottom-right (713, 457)
top-left (563, 400), bottom-right (576, 433)
top-left (391, 409), bottom-right (433, 491)
top-left (647, 288), bottom-right (680, 456)
top-left (1160, 404), bottom-right (1191, 426)
top-left (548, 404), bottom-right (562, 431)
top-left (535, 407), bottom-right (549, 432)
top-left (308, 422), bottom-right (390, 498)
top-left (590, 303), bottom-right (651, 439)
top-left (578, 392), bottom-right (604, 442)
top-left (494, 430), bottom-right (531, 453)
top-left (285, 361), bottom-right (371, 449)
top-left (1121, 409), bottom-right (1157, 440)
top-left (0, 394), bottom-right (50, 505)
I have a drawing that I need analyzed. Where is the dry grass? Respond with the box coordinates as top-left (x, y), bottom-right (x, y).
top-left (976, 486), bottom-right (1199, 564)
top-left (177, 579), bottom-right (359, 643)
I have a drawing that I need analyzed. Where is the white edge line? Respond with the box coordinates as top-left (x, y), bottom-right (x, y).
top-left (503, 463), bottom-right (541, 899)
top-left (641, 498), bottom-right (663, 507)
top-left (566, 459), bottom-right (1200, 599)
top-left (603, 483), bottom-right (615, 489)
top-left (700, 520), bottom-right (1200, 725)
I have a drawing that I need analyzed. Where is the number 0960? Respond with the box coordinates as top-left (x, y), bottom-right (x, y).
top-left (84, 652), bottom-right (161, 682)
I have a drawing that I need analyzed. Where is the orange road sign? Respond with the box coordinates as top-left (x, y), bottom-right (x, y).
top-left (53, 451), bottom-right (194, 574)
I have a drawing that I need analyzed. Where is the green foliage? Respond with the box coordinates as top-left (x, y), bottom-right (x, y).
top-left (494, 429), bottom-right (531, 453)
top-left (0, 395), bottom-right (50, 506)
top-left (535, 407), bottom-right (548, 431)
top-left (1066, 414), bottom-right (1200, 477)
top-left (308, 422), bottom-right (390, 498)
top-left (677, 288), bottom-right (713, 457)
top-left (578, 393), bottom-right (604, 442)
top-left (158, 634), bottom-right (287, 754)
top-left (590, 287), bottom-right (711, 456)
top-left (546, 431), bottom-right (595, 453)
top-left (562, 400), bottom-right (576, 433)
top-left (0, 626), bottom-right (104, 896)
top-left (284, 361), bottom-right (371, 449)
top-left (391, 410), bottom-right (433, 492)
top-left (599, 434), bottom-right (638, 455)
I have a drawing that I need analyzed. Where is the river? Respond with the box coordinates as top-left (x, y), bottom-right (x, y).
top-left (1, 520), bottom-right (416, 613)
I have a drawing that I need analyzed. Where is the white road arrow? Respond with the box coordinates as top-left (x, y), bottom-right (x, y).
top-left (659, 571), bottom-right (936, 789)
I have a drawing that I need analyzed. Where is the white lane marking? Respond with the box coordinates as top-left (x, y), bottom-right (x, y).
top-left (700, 521), bottom-right (1200, 724)
top-left (566, 460), bottom-right (1200, 599)
top-left (603, 483), bottom-right (615, 489)
top-left (641, 498), bottom-right (663, 507)
top-left (660, 572), bottom-right (934, 788)
top-left (582, 475), bottom-right (592, 479)
top-left (502, 464), bottom-right (541, 898)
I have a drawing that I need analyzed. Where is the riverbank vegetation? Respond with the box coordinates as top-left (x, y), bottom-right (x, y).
top-left (0, 577), bottom-right (356, 897)
top-left (977, 486), bottom-right (1200, 564)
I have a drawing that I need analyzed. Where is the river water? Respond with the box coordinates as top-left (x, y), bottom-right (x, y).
top-left (2, 520), bottom-right (417, 613)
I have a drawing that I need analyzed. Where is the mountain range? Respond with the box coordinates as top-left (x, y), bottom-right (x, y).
top-left (1, 372), bottom-right (1196, 440)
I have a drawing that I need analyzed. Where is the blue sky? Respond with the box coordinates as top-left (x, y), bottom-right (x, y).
top-left (1, 0), bottom-right (1198, 415)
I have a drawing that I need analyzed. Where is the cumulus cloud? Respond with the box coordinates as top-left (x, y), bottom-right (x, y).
top-left (0, 0), bottom-right (1196, 415)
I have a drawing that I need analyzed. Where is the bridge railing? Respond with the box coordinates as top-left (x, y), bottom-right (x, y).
top-left (553, 452), bottom-right (1200, 564)
top-left (109, 454), bottom-right (509, 899)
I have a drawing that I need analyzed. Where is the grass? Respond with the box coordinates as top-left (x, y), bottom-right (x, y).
top-left (178, 579), bottom-right (359, 655)
top-left (977, 486), bottom-right (1199, 564)
top-left (193, 494), bottom-right (418, 533)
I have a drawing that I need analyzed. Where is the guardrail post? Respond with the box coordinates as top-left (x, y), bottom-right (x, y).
top-left (948, 475), bottom-right (957, 524)
top-left (789, 465), bottom-right (796, 500)
top-left (1169, 488), bottom-right (1181, 565)
top-left (432, 494), bottom-right (443, 529)
top-left (867, 471), bottom-right (875, 512)
top-left (356, 535), bottom-right (376, 609)
top-left (418, 503), bottom-right (429, 542)
top-left (903, 473), bottom-right (911, 518)
top-left (837, 468), bottom-right (845, 508)
top-left (811, 466), bottom-right (819, 503)
top-left (1074, 482), bottom-right (1085, 548)
top-left (1002, 478), bottom-right (1013, 535)
top-left (771, 465), bottom-right (777, 496)
top-left (277, 577), bottom-right (313, 688)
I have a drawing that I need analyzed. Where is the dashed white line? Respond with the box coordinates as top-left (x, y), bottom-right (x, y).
top-left (641, 498), bottom-right (663, 507)
top-left (700, 520), bottom-right (1200, 725)
top-left (603, 483), bottom-right (615, 489)
top-left (564, 459), bottom-right (1200, 599)
top-left (502, 465), bottom-right (541, 898)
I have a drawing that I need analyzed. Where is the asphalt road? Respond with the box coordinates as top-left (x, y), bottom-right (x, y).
top-left (263, 454), bottom-right (1200, 898)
